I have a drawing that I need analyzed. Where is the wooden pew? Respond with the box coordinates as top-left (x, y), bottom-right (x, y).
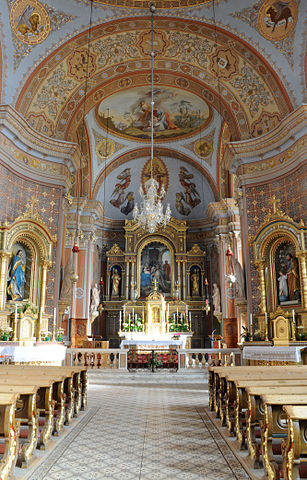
top-left (282, 406), bottom-right (307, 480)
top-left (245, 387), bottom-right (307, 469)
top-left (0, 392), bottom-right (20, 480)
top-left (0, 385), bottom-right (38, 468)
top-left (260, 394), bottom-right (307, 480)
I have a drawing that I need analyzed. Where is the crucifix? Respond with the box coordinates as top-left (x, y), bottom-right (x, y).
top-left (153, 279), bottom-right (158, 292)
top-left (271, 195), bottom-right (280, 214)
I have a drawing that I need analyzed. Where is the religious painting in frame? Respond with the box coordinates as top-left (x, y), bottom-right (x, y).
top-left (139, 241), bottom-right (173, 298)
top-left (274, 241), bottom-right (300, 306)
top-left (96, 86), bottom-right (212, 142)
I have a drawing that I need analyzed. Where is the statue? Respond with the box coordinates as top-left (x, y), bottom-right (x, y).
top-left (233, 259), bottom-right (245, 298)
top-left (111, 268), bottom-right (121, 296)
top-left (278, 270), bottom-right (288, 302)
top-left (191, 269), bottom-right (200, 295)
top-left (285, 253), bottom-right (300, 301)
top-left (90, 284), bottom-right (100, 324)
top-left (7, 250), bottom-right (25, 301)
top-left (60, 255), bottom-right (73, 300)
top-left (212, 283), bottom-right (221, 314)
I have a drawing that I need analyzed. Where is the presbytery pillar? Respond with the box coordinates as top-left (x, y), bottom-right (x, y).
top-left (125, 261), bottom-right (130, 299)
top-left (177, 261), bottom-right (181, 300)
top-left (182, 262), bottom-right (186, 300)
top-left (255, 260), bottom-right (266, 314)
top-left (0, 252), bottom-right (10, 310)
top-left (131, 260), bottom-right (135, 299)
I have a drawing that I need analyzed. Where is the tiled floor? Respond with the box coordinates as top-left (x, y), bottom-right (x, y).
top-left (22, 382), bottom-right (251, 480)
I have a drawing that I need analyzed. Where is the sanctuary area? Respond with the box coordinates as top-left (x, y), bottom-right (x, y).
top-left (0, 0), bottom-right (306, 478)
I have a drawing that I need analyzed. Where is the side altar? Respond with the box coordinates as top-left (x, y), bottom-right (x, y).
top-left (119, 282), bottom-right (193, 349)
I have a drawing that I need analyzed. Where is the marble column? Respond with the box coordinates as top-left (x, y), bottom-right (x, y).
top-left (0, 252), bottom-right (10, 309)
top-left (125, 261), bottom-right (130, 299)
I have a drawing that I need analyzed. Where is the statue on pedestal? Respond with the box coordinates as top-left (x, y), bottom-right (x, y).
top-left (191, 267), bottom-right (200, 296)
top-left (90, 284), bottom-right (100, 324)
top-left (212, 283), bottom-right (221, 314)
top-left (7, 250), bottom-right (25, 301)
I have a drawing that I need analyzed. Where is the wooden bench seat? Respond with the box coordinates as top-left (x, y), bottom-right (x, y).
top-left (259, 394), bottom-right (307, 480)
top-left (0, 392), bottom-right (20, 480)
top-left (282, 406), bottom-right (307, 480)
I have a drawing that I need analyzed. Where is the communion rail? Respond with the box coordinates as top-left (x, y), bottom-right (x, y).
top-left (66, 348), bottom-right (242, 369)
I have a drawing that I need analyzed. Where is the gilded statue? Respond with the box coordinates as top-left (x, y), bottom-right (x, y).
top-left (191, 269), bottom-right (200, 295)
top-left (111, 268), bottom-right (121, 296)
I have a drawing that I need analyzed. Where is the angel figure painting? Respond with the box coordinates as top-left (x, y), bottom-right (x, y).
top-left (176, 167), bottom-right (201, 216)
top-left (96, 86), bottom-right (211, 141)
top-left (109, 168), bottom-right (135, 216)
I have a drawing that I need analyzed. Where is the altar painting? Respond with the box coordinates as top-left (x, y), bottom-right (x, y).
top-left (140, 242), bottom-right (171, 297)
top-left (96, 86), bottom-right (211, 141)
top-left (275, 242), bottom-right (300, 304)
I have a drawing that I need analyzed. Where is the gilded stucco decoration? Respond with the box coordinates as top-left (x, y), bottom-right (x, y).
top-left (15, 18), bottom-right (292, 142)
top-left (231, 0), bottom-right (299, 68)
top-left (74, 0), bottom-right (213, 8)
top-left (192, 130), bottom-right (215, 165)
top-left (7, 0), bottom-right (74, 69)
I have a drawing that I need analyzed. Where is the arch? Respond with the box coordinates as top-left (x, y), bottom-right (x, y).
top-left (92, 146), bottom-right (219, 203)
top-left (15, 16), bottom-right (293, 142)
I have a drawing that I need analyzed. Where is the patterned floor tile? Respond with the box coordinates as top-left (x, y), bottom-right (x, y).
top-left (18, 381), bottom-right (251, 480)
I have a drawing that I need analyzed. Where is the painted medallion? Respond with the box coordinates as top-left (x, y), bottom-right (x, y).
top-left (10, 0), bottom-right (51, 45)
top-left (96, 86), bottom-right (211, 142)
top-left (257, 0), bottom-right (298, 41)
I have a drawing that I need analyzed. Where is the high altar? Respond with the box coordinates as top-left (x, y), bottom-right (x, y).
top-left (104, 218), bottom-right (207, 349)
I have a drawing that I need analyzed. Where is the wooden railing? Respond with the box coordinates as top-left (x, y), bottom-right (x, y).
top-left (66, 348), bottom-right (242, 369)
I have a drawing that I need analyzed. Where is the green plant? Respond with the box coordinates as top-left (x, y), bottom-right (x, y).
top-left (0, 327), bottom-right (12, 341)
top-left (147, 352), bottom-right (163, 370)
top-left (240, 326), bottom-right (252, 342)
top-left (253, 329), bottom-right (264, 341)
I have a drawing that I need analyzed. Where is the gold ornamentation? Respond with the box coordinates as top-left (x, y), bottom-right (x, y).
top-left (194, 139), bottom-right (213, 160)
top-left (96, 138), bottom-right (115, 160)
top-left (187, 244), bottom-right (205, 256)
top-left (10, 0), bottom-right (51, 45)
top-left (107, 243), bottom-right (124, 256)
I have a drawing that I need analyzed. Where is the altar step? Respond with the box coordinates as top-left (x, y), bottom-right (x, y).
top-left (88, 369), bottom-right (208, 388)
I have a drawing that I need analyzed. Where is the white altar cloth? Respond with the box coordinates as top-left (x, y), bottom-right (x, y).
top-left (120, 339), bottom-right (182, 349)
top-left (243, 346), bottom-right (306, 363)
top-left (0, 343), bottom-right (66, 364)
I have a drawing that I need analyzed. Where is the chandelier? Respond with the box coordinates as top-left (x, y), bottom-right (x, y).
top-left (133, 3), bottom-right (171, 234)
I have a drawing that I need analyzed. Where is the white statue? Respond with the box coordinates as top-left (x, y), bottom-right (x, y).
top-left (90, 283), bottom-right (100, 324)
top-left (212, 283), bottom-right (221, 314)
top-left (233, 259), bottom-right (245, 299)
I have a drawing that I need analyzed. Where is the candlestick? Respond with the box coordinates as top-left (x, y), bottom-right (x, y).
top-left (189, 311), bottom-right (191, 331)
top-left (250, 313), bottom-right (253, 335)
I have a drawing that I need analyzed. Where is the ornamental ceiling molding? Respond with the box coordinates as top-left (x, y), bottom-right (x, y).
top-left (223, 104), bottom-right (307, 173)
top-left (15, 17), bottom-right (292, 141)
top-left (91, 146), bottom-right (219, 202)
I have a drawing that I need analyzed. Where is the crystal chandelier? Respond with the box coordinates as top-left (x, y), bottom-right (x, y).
top-left (133, 3), bottom-right (171, 234)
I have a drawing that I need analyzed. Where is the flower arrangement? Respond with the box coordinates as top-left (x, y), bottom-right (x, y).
top-left (253, 328), bottom-right (265, 341)
top-left (168, 313), bottom-right (189, 332)
top-left (122, 316), bottom-right (144, 332)
top-left (147, 352), bottom-right (163, 370)
top-left (0, 327), bottom-right (12, 341)
top-left (16, 303), bottom-right (37, 315)
top-left (240, 326), bottom-right (252, 342)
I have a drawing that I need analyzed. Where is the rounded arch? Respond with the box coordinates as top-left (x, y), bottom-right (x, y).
top-left (15, 16), bottom-right (293, 142)
top-left (92, 146), bottom-right (219, 203)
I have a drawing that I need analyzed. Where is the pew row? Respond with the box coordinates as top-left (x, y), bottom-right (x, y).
top-left (207, 366), bottom-right (307, 480)
top-left (0, 365), bottom-right (88, 479)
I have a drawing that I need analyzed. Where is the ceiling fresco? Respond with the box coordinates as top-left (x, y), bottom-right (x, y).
top-left (0, 0), bottom-right (305, 224)
top-left (15, 17), bottom-right (292, 143)
top-left (95, 85), bottom-right (212, 142)
top-left (95, 155), bottom-right (215, 220)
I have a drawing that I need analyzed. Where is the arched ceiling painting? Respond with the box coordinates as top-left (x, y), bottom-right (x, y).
top-left (1, 0), bottom-right (305, 224)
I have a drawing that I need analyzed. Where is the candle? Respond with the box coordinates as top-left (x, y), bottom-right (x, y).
top-left (176, 307), bottom-right (178, 317)
top-left (186, 304), bottom-right (188, 317)
top-left (53, 308), bottom-right (57, 327)
top-left (189, 311), bottom-right (191, 330)
top-left (123, 305), bottom-right (126, 319)
top-left (119, 310), bottom-right (122, 321)
top-left (180, 313), bottom-right (183, 321)
top-left (132, 308), bottom-right (135, 317)
top-left (135, 313), bottom-right (137, 321)
top-left (265, 312), bottom-right (268, 324)
top-left (250, 313), bottom-right (253, 326)
top-left (14, 304), bottom-right (17, 322)
top-left (167, 304), bottom-right (169, 318)
top-left (292, 309), bottom-right (295, 323)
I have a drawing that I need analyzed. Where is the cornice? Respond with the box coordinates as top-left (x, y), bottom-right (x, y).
top-left (224, 104), bottom-right (307, 171)
top-left (0, 104), bottom-right (82, 171)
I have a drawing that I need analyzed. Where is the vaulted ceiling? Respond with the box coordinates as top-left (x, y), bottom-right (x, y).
top-left (1, 0), bottom-right (305, 225)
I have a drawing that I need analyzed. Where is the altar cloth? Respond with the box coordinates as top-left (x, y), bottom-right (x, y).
top-left (120, 339), bottom-right (182, 349)
top-left (0, 343), bottom-right (66, 364)
top-left (243, 346), bottom-right (306, 363)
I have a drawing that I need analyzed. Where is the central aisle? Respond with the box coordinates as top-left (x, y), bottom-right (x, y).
top-left (25, 380), bottom-right (251, 480)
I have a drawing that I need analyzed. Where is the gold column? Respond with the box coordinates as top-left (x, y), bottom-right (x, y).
top-left (255, 260), bottom-right (266, 314)
top-left (297, 252), bottom-right (307, 310)
top-left (131, 260), bottom-right (135, 298)
top-left (0, 252), bottom-right (10, 309)
top-left (125, 261), bottom-right (130, 299)
top-left (38, 259), bottom-right (51, 336)
top-left (177, 261), bottom-right (181, 300)
top-left (182, 261), bottom-right (186, 300)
